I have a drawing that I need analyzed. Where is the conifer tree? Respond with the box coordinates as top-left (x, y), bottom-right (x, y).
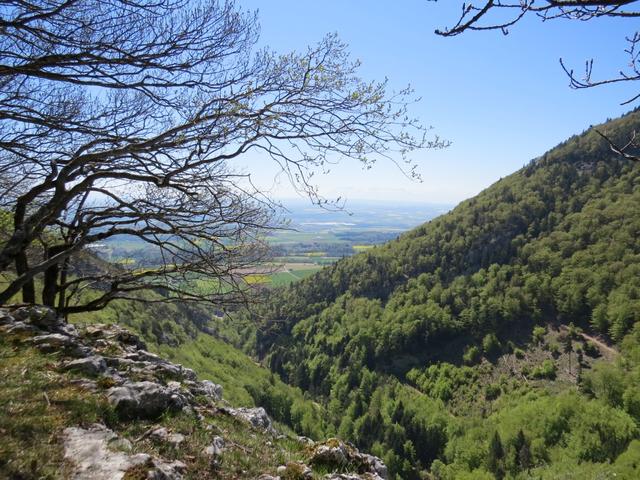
top-left (487, 430), bottom-right (505, 480)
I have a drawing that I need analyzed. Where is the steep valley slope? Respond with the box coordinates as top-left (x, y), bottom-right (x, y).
top-left (3, 111), bottom-right (640, 479)
top-left (0, 304), bottom-right (387, 479)
top-left (251, 110), bottom-right (640, 479)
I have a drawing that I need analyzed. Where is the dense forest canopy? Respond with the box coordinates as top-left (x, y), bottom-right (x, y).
top-left (246, 110), bottom-right (640, 478)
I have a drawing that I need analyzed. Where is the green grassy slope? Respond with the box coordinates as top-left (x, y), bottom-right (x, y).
top-left (0, 310), bottom-right (340, 480)
top-left (66, 294), bottom-right (332, 440)
top-left (0, 243), bottom-right (332, 441)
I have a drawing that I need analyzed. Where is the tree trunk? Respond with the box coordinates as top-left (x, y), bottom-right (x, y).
top-left (42, 261), bottom-right (58, 308)
top-left (8, 202), bottom-right (35, 304)
top-left (14, 251), bottom-right (36, 304)
top-left (57, 257), bottom-right (70, 314)
top-left (42, 245), bottom-right (68, 308)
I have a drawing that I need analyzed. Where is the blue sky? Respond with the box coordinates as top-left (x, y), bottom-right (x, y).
top-left (238, 0), bottom-right (638, 204)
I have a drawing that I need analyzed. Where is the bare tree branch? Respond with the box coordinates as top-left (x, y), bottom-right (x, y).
top-left (0, 0), bottom-right (448, 313)
top-left (432, 1), bottom-right (640, 103)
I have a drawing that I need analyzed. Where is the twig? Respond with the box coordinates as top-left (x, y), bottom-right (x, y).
top-left (134, 427), bottom-right (156, 443)
top-left (228, 439), bottom-right (251, 454)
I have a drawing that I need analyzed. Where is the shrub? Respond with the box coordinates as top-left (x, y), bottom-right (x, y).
top-left (623, 386), bottom-right (640, 422)
top-left (463, 346), bottom-right (482, 365)
top-left (532, 326), bottom-right (546, 344)
top-left (530, 360), bottom-right (557, 380)
top-left (485, 383), bottom-right (501, 400)
top-left (583, 341), bottom-right (600, 358)
top-left (482, 334), bottom-right (501, 357)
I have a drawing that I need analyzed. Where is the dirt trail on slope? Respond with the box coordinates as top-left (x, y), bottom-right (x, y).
top-left (558, 325), bottom-right (618, 358)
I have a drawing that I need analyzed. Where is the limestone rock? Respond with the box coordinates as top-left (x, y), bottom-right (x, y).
top-left (122, 350), bottom-right (198, 382)
top-left (31, 332), bottom-right (90, 357)
top-left (203, 435), bottom-right (226, 456)
top-left (187, 379), bottom-right (223, 401)
top-left (149, 427), bottom-right (186, 448)
top-left (226, 406), bottom-right (274, 433)
top-left (124, 349), bottom-right (164, 364)
top-left (309, 439), bottom-right (387, 479)
top-left (106, 381), bottom-right (187, 419)
top-left (32, 333), bottom-right (75, 349)
top-left (359, 453), bottom-right (388, 479)
top-left (62, 356), bottom-right (107, 376)
top-left (84, 324), bottom-right (147, 351)
top-left (12, 305), bottom-right (61, 329)
top-left (0, 309), bottom-right (13, 325)
top-left (1, 321), bottom-right (41, 336)
top-left (201, 380), bottom-right (223, 399)
top-left (297, 436), bottom-right (314, 446)
top-left (57, 322), bottom-right (79, 337)
top-left (63, 424), bottom-right (184, 480)
top-left (104, 356), bottom-right (134, 369)
top-left (277, 461), bottom-right (313, 479)
top-left (309, 440), bottom-right (350, 469)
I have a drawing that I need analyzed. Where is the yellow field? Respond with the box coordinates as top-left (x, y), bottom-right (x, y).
top-left (244, 274), bottom-right (270, 284)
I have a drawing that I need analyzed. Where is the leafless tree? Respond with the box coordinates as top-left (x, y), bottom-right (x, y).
top-left (433, 1), bottom-right (640, 38)
top-left (431, 0), bottom-right (640, 158)
top-left (0, 0), bottom-right (447, 313)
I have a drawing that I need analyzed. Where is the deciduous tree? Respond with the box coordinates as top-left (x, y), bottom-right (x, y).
top-left (0, 0), bottom-right (446, 313)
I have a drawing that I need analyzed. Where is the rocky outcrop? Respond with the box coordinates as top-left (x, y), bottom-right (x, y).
top-left (84, 323), bottom-right (147, 351)
top-left (258, 438), bottom-right (388, 480)
top-left (0, 305), bottom-right (386, 480)
top-left (309, 439), bottom-right (387, 479)
top-left (276, 461), bottom-right (313, 479)
top-left (358, 454), bottom-right (387, 479)
top-left (0, 306), bottom-right (226, 421)
top-left (222, 406), bottom-right (275, 433)
top-left (63, 424), bottom-right (186, 480)
top-left (62, 356), bottom-right (108, 376)
top-left (106, 380), bottom-right (188, 419)
top-left (0, 305), bottom-right (236, 477)
top-left (189, 379), bottom-right (223, 401)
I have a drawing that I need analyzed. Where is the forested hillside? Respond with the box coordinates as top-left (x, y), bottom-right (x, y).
top-left (252, 110), bottom-right (640, 478)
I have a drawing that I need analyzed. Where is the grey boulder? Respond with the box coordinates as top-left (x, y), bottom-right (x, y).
top-left (63, 424), bottom-right (185, 480)
top-left (107, 381), bottom-right (187, 419)
top-left (32, 333), bottom-right (75, 349)
top-left (227, 407), bottom-right (274, 433)
top-left (188, 379), bottom-right (223, 401)
top-left (62, 356), bottom-right (108, 376)
top-left (12, 305), bottom-right (61, 329)
top-left (309, 439), bottom-right (388, 479)
top-left (149, 427), bottom-right (186, 448)
top-left (203, 435), bottom-right (226, 456)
